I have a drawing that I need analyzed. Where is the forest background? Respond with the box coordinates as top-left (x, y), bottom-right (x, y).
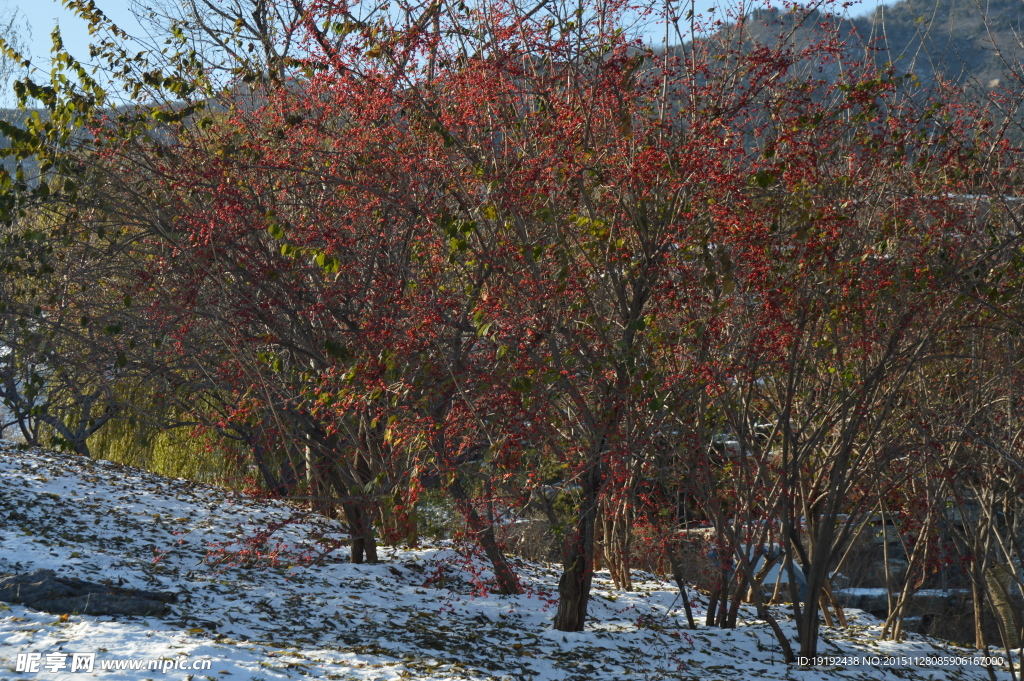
top-left (0, 0), bottom-right (1022, 666)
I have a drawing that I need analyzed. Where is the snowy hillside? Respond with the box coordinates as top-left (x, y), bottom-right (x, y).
top-left (0, 444), bottom-right (1013, 680)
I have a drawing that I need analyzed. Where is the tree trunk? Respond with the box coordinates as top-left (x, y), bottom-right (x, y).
top-left (798, 550), bottom-right (828, 657)
top-left (305, 445), bottom-right (328, 514)
top-left (667, 550), bottom-right (696, 629)
top-left (790, 518), bottom-right (830, 657)
top-left (71, 437), bottom-right (91, 457)
top-left (726, 571), bottom-right (749, 628)
top-left (553, 464), bottom-right (601, 631)
top-left (342, 502), bottom-right (378, 563)
top-left (317, 454), bottom-right (378, 564)
top-left (445, 476), bottom-right (520, 595)
top-left (602, 496), bottom-right (633, 591)
top-left (715, 574), bottom-right (731, 627)
top-left (706, 582), bottom-right (721, 627)
top-left (748, 570), bottom-right (796, 663)
top-left (974, 568), bottom-right (988, 649)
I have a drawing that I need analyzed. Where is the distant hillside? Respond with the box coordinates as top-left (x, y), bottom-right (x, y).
top-left (857, 0), bottom-right (1022, 88)
top-left (0, 108), bottom-right (40, 178)
top-left (0, 0), bottom-right (1019, 162)
top-left (735, 0), bottom-right (1023, 90)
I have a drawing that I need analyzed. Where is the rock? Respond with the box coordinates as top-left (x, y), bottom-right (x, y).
top-left (0, 569), bottom-right (176, 616)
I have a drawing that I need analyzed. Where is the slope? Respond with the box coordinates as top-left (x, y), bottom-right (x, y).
top-left (0, 444), bottom-right (1013, 680)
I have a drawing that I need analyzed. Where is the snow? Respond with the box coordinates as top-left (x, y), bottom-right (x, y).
top-left (834, 588), bottom-right (972, 598)
top-left (837, 589), bottom-right (889, 597)
top-left (0, 443), bottom-right (1014, 680)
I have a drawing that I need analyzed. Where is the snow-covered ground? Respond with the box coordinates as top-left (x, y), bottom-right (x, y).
top-left (0, 443), bottom-right (1014, 680)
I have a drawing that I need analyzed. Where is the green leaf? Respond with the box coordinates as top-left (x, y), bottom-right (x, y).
top-left (314, 252), bottom-right (339, 273)
top-left (510, 376), bottom-right (533, 392)
top-left (324, 339), bottom-right (350, 359)
top-left (754, 170), bottom-right (775, 188)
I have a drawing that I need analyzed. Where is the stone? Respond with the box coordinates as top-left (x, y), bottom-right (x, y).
top-left (0, 569), bottom-right (176, 617)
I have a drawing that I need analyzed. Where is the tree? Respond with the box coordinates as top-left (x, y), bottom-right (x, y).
top-left (2, 0), bottom-right (1021, 657)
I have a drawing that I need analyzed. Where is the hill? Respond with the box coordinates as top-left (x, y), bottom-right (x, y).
top-left (0, 443), bottom-right (1014, 680)
top-left (737, 0), bottom-right (1023, 89)
top-left (856, 0), bottom-right (1022, 88)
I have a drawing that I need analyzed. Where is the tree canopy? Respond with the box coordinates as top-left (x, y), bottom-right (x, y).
top-left (1, 0), bottom-right (1022, 660)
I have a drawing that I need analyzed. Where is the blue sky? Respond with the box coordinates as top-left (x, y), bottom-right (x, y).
top-left (7, 0), bottom-right (146, 65)
top-left (7, 0), bottom-right (885, 68)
